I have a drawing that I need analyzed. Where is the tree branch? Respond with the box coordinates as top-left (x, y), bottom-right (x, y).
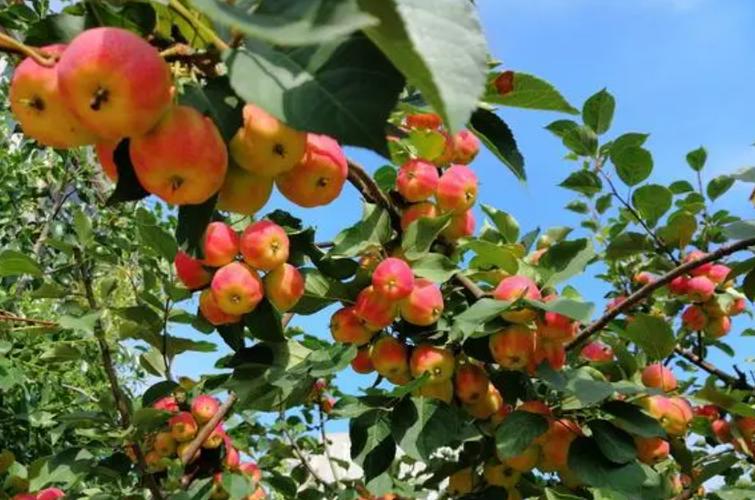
top-left (0, 311), bottom-right (57, 327)
top-left (180, 393), bottom-right (237, 464)
top-left (346, 160), bottom-right (402, 230)
top-left (0, 31), bottom-right (55, 67)
top-left (317, 404), bottom-right (341, 486)
top-left (565, 236), bottom-right (755, 351)
top-left (280, 418), bottom-right (332, 491)
top-left (674, 346), bottom-right (751, 391)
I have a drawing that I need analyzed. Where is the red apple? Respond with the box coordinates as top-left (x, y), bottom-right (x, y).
top-left (240, 220), bottom-right (289, 272)
top-left (211, 262), bottom-right (264, 315)
top-left (372, 257), bottom-right (415, 301)
top-left (174, 251), bottom-right (211, 290)
top-left (399, 279), bottom-right (444, 326)
top-left (264, 263), bottom-right (304, 312)
top-left (396, 159), bottom-right (439, 202)
top-left (330, 307), bottom-right (375, 345)
top-left (489, 325), bottom-right (535, 370)
top-left (202, 222), bottom-right (239, 267)
top-left (409, 344), bottom-right (455, 383)
top-left (435, 164), bottom-right (478, 213)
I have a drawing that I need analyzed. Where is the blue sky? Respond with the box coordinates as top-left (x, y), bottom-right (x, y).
top-left (168, 0), bottom-right (755, 430)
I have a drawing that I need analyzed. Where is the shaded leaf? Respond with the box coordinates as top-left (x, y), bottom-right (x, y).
top-left (469, 108), bottom-right (525, 180)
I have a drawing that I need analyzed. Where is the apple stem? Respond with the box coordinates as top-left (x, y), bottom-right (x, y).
top-left (0, 32), bottom-right (56, 67)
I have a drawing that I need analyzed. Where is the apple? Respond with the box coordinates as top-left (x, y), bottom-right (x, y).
top-left (727, 297), bottom-right (746, 316)
top-left (454, 363), bottom-right (490, 405)
top-left (704, 314), bottom-right (731, 338)
top-left (685, 250), bottom-right (713, 277)
top-left (399, 279), bottom-right (444, 326)
top-left (35, 488), bottom-right (65, 500)
top-left (405, 112), bottom-right (442, 130)
top-left (152, 396), bottom-right (179, 413)
top-left (330, 307), bottom-right (375, 345)
top-left (94, 141), bottom-right (119, 181)
top-left (264, 263), bottom-right (304, 312)
top-left (216, 165), bottom-right (274, 215)
top-left (641, 363), bottom-right (678, 392)
top-left (169, 411), bottom-right (198, 442)
top-left (144, 450), bottom-right (165, 471)
top-left (493, 275), bottom-right (541, 323)
top-left (202, 424), bottom-right (225, 449)
top-left (504, 444), bottom-right (540, 472)
top-left (707, 264), bottom-right (731, 284)
top-left (451, 130), bottom-right (480, 164)
top-left (532, 340), bottom-right (566, 372)
top-left (199, 289), bottom-right (241, 326)
top-left (396, 159), bottom-right (439, 202)
top-left (668, 276), bottom-right (689, 295)
top-left (276, 133), bottom-right (348, 207)
top-left (351, 347), bottom-right (375, 374)
top-left (447, 467), bottom-right (475, 496)
top-left (416, 379), bottom-right (454, 403)
top-left (442, 209), bottom-right (475, 241)
top-left (240, 220), bottom-right (289, 272)
top-left (372, 257), bottom-right (415, 301)
top-left (435, 164), bottom-right (478, 213)
top-left (224, 436), bottom-right (240, 469)
top-left (489, 325), bottom-right (535, 370)
top-left (10, 44), bottom-right (97, 148)
top-left (483, 461), bottom-right (520, 489)
top-left (355, 286), bottom-right (399, 331)
top-left (211, 262), bottom-right (264, 315)
top-left (153, 431), bottom-right (177, 457)
top-left (202, 222), bottom-right (239, 267)
top-left (229, 103), bottom-right (306, 177)
top-left (409, 344), bottom-right (455, 382)
top-left (131, 105), bottom-right (227, 205)
top-left (518, 400), bottom-right (552, 417)
top-left (686, 276), bottom-right (715, 302)
top-left (57, 27), bottom-right (172, 140)
top-left (174, 251), bottom-right (211, 290)
top-left (466, 382), bottom-right (503, 420)
top-left (634, 271), bottom-right (655, 285)
top-left (635, 436), bottom-right (670, 464)
top-left (681, 305), bottom-right (708, 331)
top-left (711, 418), bottom-right (732, 443)
top-left (536, 297), bottom-right (578, 342)
top-left (191, 394), bottom-right (220, 424)
top-left (370, 336), bottom-right (410, 381)
top-left (538, 419), bottom-right (579, 472)
top-left (580, 341), bottom-right (614, 362)
top-left (400, 202), bottom-right (439, 230)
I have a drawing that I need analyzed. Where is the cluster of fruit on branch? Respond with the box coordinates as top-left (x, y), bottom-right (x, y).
top-left (136, 394), bottom-right (263, 500)
top-left (172, 219), bottom-right (304, 325)
top-left (10, 26), bottom-right (349, 215)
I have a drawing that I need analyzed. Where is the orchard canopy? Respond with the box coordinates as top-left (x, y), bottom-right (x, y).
top-left (0, 1), bottom-right (754, 499)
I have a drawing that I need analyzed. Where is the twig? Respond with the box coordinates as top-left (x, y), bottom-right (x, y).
top-left (73, 248), bottom-right (165, 499)
top-left (180, 393), bottom-right (237, 464)
top-left (167, 0), bottom-right (229, 52)
top-left (565, 236), bottom-right (755, 351)
top-left (280, 419), bottom-right (332, 490)
top-left (0, 311), bottom-right (57, 327)
top-left (0, 32), bottom-right (55, 67)
top-left (674, 346), bottom-right (751, 391)
top-left (346, 160), bottom-right (401, 230)
top-left (318, 404), bottom-right (341, 486)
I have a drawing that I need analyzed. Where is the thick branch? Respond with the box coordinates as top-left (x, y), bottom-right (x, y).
top-left (0, 32), bottom-right (55, 67)
top-left (565, 236), bottom-right (755, 351)
top-left (180, 393), bottom-right (237, 464)
top-left (346, 160), bottom-right (401, 230)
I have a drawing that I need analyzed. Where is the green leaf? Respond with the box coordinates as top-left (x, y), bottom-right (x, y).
top-left (730, 166), bottom-right (755, 183)
top-left (611, 146), bottom-right (653, 186)
top-left (329, 203), bottom-right (392, 257)
top-left (140, 348), bottom-right (166, 377)
top-left (24, 13), bottom-right (85, 45)
top-left (373, 165), bottom-right (397, 192)
top-left (361, 0), bottom-right (487, 132)
top-left (135, 208), bottom-right (177, 261)
top-left (409, 253), bottom-right (457, 283)
top-left (686, 146), bottom-right (707, 171)
top-left (545, 489), bottom-right (583, 500)
top-left (707, 175), bottom-right (735, 201)
top-left (691, 454), bottom-right (738, 490)
top-left (723, 220), bottom-right (755, 240)
top-left (27, 448), bottom-right (95, 491)
top-left (582, 89), bottom-right (615, 135)
top-left (469, 108), bottom-right (525, 180)
top-left (525, 297), bottom-right (594, 323)
top-left (293, 268), bottom-right (354, 314)
top-left (307, 343), bottom-right (357, 377)
top-left (559, 170), bottom-right (602, 196)
top-left (568, 437), bottom-right (649, 492)
top-left (481, 204), bottom-right (519, 243)
top-left (451, 298), bottom-right (510, 340)
top-left (595, 194), bottom-right (612, 214)
top-left (488, 72), bottom-right (578, 114)
top-left (669, 180), bottom-right (695, 194)
top-left (588, 420), bottom-right (636, 464)
top-left (495, 410), bottom-right (548, 460)
top-left (605, 232), bottom-right (653, 259)
top-left (562, 368), bottom-right (614, 409)
top-left (132, 408), bottom-right (171, 432)
top-left (565, 200), bottom-right (589, 214)
top-left (58, 312), bottom-right (101, 336)
top-left (545, 119), bottom-right (579, 138)
top-left (391, 397), bottom-right (462, 461)
top-left (462, 240), bottom-right (518, 274)
top-left (221, 472), bottom-right (254, 500)
top-left (40, 344), bottom-right (81, 363)
top-left (620, 314), bottom-right (675, 360)
top-left (179, 77), bottom-right (244, 143)
top-left (350, 410), bottom-right (396, 482)
top-left (244, 300), bottom-right (285, 343)
top-left (562, 126), bottom-right (598, 157)
top-left (216, 323), bottom-right (246, 351)
top-left (141, 380), bottom-right (180, 408)
top-left (0, 250), bottom-right (42, 277)
top-left (402, 213), bottom-right (452, 257)
top-left (609, 132), bottom-right (649, 153)
top-left (658, 211), bottom-right (697, 248)
top-left (539, 238), bottom-right (595, 287)
top-left (225, 34), bottom-right (404, 155)
top-left (696, 378), bottom-right (755, 418)
top-left (72, 208), bottom-right (92, 246)
top-left (602, 401), bottom-right (666, 438)
top-left (194, 0), bottom-right (377, 46)
top-left (631, 184), bottom-right (672, 227)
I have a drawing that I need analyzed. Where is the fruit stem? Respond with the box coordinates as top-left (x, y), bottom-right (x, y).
top-left (168, 0), bottom-right (230, 52)
top-left (0, 32), bottom-right (56, 67)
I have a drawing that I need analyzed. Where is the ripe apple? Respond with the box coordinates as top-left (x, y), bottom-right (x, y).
top-left (401, 202), bottom-right (439, 230)
top-left (493, 275), bottom-right (541, 323)
top-left (454, 363), bottom-right (490, 405)
top-left (202, 222), bottom-right (239, 267)
top-left (216, 165), bottom-right (274, 215)
top-left (211, 262), bottom-right (264, 315)
top-left (199, 289), bottom-right (241, 326)
top-left (396, 159), bottom-right (439, 202)
top-left (370, 336), bottom-right (409, 381)
top-left (532, 340), bottom-right (566, 372)
top-left (355, 286), bottom-right (399, 330)
top-left (711, 418), bottom-right (732, 443)
top-left (153, 431), bottom-right (177, 457)
top-left (57, 27), bottom-right (172, 140)
top-left (240, 220), bottom-right (290, 272)
top-left (580, 341), bottom-right (614, 362)
top-left (442, 209), bottom-right (475, 240)
top-left (10, 44), bottom-right (96, 148)
top-left (191, 394), bottom-right (220, 424)
top-left (641, 363), bottom-right (678, 392)
top-left (399, 279), bottom-right (444, 326)
top-left (466, 382), bottom-right (503, 420)
top-left (152, 396), bottom-right (179, 413)
top-left (416, 379), bottom-right (453, 403)
top-left (642, 396), bottom-right (692, 436)
top-left (707, 264), bottom-right (731, 284)
top-left (351, 347), bottom-right (375, 374)
top-left (405, 112), bottom-right (442, 130)
top-left (229, 103), bottom-right (306, 177)
top-left (276, 133), bottom-right (348, 207)
top-left (504, 444), bottom-right (540, 472)
top-left (202, 424), bottom-right (225, 449)
top-left (634, 271), bottom-right (655, 285)
top-left (538, 419), bottom-right (579, 471)
top-left (489, 325), bottom-right (535, 370)
top-left (224, 436), bottom-right (240, 469)
top-left (131, 105), bottom-right (227, 205)
top-left (685, 250), bottom-right (713, 277)
top-left (169, 411), bottom-right (198, 442)
top-left (727, 297), bottom-right (746, 316)
top-left (264, 263), bottom-right (304, 312)
top-left (435, 164), bottom-right (478, 213)
top-left (372, 257), bottom-right (415, 301)
top-left (681, 305), bottom-right (708, 331)
top-left (451, 130), bottom-right (480, 164)
top-left (685, 276), bottom-right (715, 302)
top-left (447, 467), bottom-right (475, 496)
top-left (483, 461), bottom-right (520, 488)
top-left (330, 307), bottom-right (375, 345)
top-left (536, 297), bottom-right (578, 342)
top-left (704, 314), bottom-right (731, 338)
top-left (409, 344), bottom-right (455, 382)
top-left (634, 436), bottom-right (670, 464)
top-left (144, 450), bottom-right (165, 471)
top-left (668, 276), bottom-right (689, 295)
top-left (35, 488), bottom-right (65, 500)
top-left (95, 141), bottom-right (119, 181)
top-left (174, 251), bottom-right (211, 290)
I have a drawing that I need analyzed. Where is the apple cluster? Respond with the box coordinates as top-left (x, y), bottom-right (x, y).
top-left (137, 394), bottom-right (264, 499)
top-left (173, 220), bottom-right (304, 325)
top-left (10, 27), bottom-right (347, 215)
top-left (394, 113), bottom-right (481, 241)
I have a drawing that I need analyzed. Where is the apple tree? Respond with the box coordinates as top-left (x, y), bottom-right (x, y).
top-left (0, 1), bottom-right (754, 499)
